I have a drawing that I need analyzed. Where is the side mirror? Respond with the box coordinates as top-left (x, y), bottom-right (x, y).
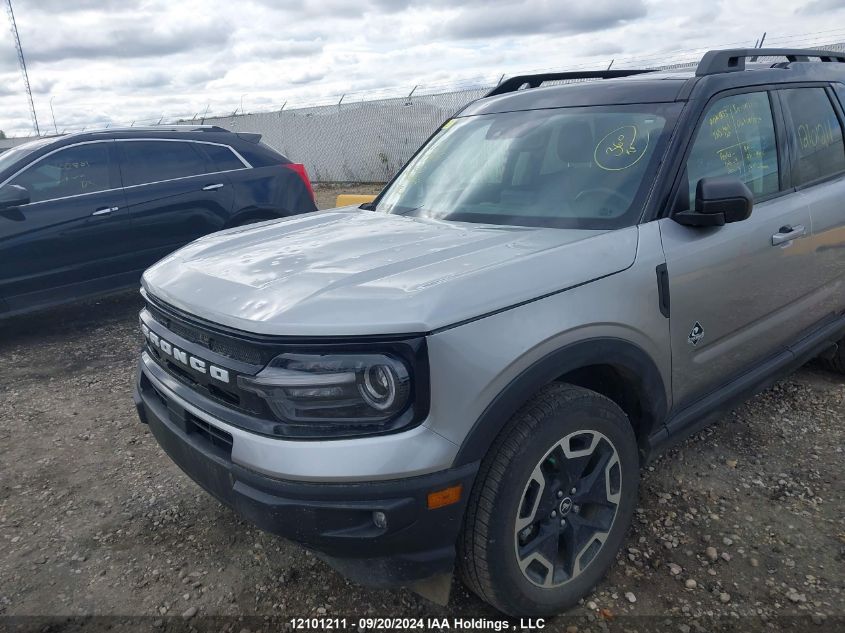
top-left (0, 184), bottom-right (30, 210)
top-left (674, 177), bottom-right (753, 227)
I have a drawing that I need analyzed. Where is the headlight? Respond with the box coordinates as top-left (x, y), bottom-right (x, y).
top-left (238, 353), bottom-right (412, 426)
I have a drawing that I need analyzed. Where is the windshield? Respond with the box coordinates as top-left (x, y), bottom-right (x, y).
top-left (376, 104), bottom-right (680, 229)
top-left (0, 138), bottom-right (53, 175)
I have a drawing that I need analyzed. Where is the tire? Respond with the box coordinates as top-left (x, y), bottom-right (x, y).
top-left (458, 382), bottom-right (639, 617)
top-left (820, 340), bottom-right (845, 374)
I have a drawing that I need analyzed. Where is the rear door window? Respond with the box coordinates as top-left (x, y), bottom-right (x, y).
top-left (685, 92), bottom-right (780, 207)
top-left (780, 88), bottom-right (845, 186)
top-left (120, 141), bottom-right (208, 187)
top-left (198, 144), bottom-right (246, 172)
top-left (8, 142), bottom-right (112, 203)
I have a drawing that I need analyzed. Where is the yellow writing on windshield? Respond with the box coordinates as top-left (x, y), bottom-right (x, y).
top-left (594, 125), bottom-right (649, 171)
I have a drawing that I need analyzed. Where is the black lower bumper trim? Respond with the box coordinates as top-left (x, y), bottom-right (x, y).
top-left (135, 366), bottom-right (478, 585)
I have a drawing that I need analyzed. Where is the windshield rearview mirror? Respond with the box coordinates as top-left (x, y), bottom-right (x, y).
top-left (674, 177), bottom-right (753, 227)
top-left (0, 184), bottom-right (30, 210)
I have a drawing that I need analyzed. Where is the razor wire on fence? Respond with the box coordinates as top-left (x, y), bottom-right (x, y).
top-left (199, 88), bottom-right (490, 183)
top-left (2, 39), bottom-right (844, 182)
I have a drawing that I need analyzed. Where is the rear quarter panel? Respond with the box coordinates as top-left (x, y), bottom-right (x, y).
top-left (228, 166), bottom-right (317, 223)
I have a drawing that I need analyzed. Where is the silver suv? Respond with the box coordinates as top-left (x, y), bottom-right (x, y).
top-left (133, 49), bottom-right (845, 616)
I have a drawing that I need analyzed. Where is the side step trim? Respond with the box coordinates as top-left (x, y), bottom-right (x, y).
top-left (647, 313), bottom-right (845, 458)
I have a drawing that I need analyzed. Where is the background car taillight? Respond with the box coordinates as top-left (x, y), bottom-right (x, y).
top-left (284, 163), bottom-right (315, 202)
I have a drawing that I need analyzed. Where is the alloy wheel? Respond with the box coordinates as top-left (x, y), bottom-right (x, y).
top-left (513, 429), bottom-right (622, 588)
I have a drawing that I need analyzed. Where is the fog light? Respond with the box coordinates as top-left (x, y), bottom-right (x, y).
top-left (372, 511), bottom-right (388, 529)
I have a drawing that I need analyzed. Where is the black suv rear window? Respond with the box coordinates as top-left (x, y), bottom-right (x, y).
top-left (120, 141), bottom-right (208, 187)
top-left (200, 144), bottom-right (246, 172)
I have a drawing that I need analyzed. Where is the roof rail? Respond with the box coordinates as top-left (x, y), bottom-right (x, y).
top-left (696, 48), bottom-right (845, 76)
top-left (86, 124), bottom-right (230, 134)
top-left (486, 69), bottom-right (655, 97)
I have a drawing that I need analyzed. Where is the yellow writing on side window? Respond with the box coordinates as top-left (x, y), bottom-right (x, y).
top-left (707, 99), bottom-right (764, 142)
top-left (797, 120), bottom-right (837, 151)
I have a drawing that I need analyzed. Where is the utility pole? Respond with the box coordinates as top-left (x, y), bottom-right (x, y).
top-left (5, 0), bottom-right (39, 136)
top-left (49, 95), bottom-right (58, 135)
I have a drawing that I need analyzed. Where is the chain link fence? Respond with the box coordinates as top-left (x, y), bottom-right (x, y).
top-left (199, 88), bottom-right (488, 182)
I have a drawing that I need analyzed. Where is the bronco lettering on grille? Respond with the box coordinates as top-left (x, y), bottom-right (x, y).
top-left (141, 323), bottom-right (231, 384)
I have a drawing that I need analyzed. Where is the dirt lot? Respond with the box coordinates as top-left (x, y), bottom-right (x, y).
top-left (0, 187), bottom-right (843, 631)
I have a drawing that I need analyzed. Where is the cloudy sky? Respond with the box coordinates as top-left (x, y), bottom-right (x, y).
top-left (1, 0), bottom-right (844, 137)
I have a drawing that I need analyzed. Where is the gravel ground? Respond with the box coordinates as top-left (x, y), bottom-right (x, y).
top-left (0, 187), bottom-right (843, 631)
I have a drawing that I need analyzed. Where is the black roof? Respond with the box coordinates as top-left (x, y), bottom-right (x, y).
top-left (54, 125), bottom-right (252, 145)
top-left (463, 76), bottom-right (688, 115)
top-left (3, 126), bottom-right (269, 160)
top-left (0, 125), bottom-right (286, 178)
top-left (461, 48), bottom-right (845, 115)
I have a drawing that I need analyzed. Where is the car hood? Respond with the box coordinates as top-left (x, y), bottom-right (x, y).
top-left (142, 208), bottom-right (638, 336)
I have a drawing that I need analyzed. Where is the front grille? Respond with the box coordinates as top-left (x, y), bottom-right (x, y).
top-left (145, 376), bottom-right (233, 457)
top-left (186, 412), bottom-right (234, 455)
top-left (145, 300), bottom-right (267, 365)
top-left (141, 295), bottom-right (273, 417)
top-left (146, 343), bottom-right (263, 415)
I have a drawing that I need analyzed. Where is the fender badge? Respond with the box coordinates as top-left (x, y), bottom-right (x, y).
top-left (688, 321), bottom-right (704, 346)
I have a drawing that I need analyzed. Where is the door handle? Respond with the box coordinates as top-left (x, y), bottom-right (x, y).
top-left (202, 183), bottom-right (225, 191)
top-left (772, 224), bottom-right (806, 246)
top-left (92, 206), bottom-right (119, 216)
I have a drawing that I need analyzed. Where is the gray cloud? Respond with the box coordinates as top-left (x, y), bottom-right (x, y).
top-left (24, 21), bottom-right (232, 63)
top-left (0, 84), bottom-right (21, 98)
top-left (797, 0), bottom-right (845, 12)
top-left (252, 0), bottom-right (366, 19)
top-left (17, 0), bottom-right (135, 10)
top-left (30, 78), bottom-right (56, 94)
top-left (442, 1), bottom-right (648, 39)
top-left (289, 70), bottom-right (327, 85)
top-left (0, 46), bottom-right (18, 73)
top-left (232, 39), bottom-right (325, 60)
top-left (577, 40), bottom-right (626, 57)
top-left (182, 67), bottom-right (227, 86)
top-left (117, 71), bottom-right (172, 91)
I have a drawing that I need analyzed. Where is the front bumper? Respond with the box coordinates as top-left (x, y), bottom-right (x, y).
top-left (134, 359), bottom-right (479, 585)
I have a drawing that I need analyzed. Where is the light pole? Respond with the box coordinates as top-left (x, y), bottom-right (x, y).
top-left (239, 93), bottom-right (247, 115)
top-left (49, 95), bottom-right (58, 135)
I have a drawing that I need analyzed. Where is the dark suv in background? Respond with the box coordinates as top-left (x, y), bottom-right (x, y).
top-left (0, 125), bottom-right (317, 317)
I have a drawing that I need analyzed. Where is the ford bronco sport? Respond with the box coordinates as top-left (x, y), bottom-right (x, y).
top-left (133, 49), bottom-right (845, 616)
